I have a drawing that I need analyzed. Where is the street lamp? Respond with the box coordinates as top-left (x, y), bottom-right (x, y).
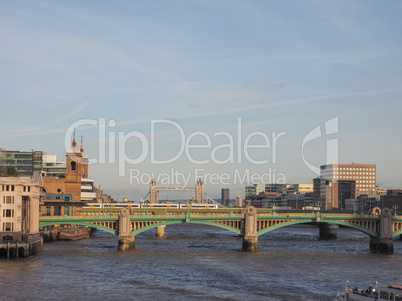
top-left (393, 204), bottom-right (398, 215)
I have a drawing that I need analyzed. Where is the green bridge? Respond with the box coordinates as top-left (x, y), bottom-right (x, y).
top-left (39, 206), bottom-right (402, 253)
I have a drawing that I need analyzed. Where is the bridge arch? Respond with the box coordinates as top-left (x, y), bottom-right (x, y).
top-left (39, 221), bottom-right (117, 236)
top-left (257, 219), bottom-right (379, 238)
top-left (130, 221), bottom-right (242, 236)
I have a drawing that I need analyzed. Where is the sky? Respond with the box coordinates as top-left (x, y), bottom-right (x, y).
top-left (1, 0), bottom-right (402, 200)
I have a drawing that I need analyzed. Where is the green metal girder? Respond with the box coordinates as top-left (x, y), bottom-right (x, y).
top-left (130, 221), bottom-right (182, 236)
top-left (39, 221), bottom-right (117, 235)
top-left (257, 219), bottom-right (312, 236)
top-left (191, 220), bottom-right (242, 235)
top-left (393, 230), bottom-right (402, 238)
top-left (257, 218), bottom-right (379, 238)
top-left (130, 219), bottom-right (242, 236)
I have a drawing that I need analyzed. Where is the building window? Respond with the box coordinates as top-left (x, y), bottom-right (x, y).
top-left (28, 186), bottom-right (30, 192)
top-left (70, 161), bottom-right (77, 171)
top-left (3, 209), bottom-right (14, 217)
top-left (2, 235), bottom-right (13, 242)
top-left (3, 196), bottom-right (14, 204)
top-left (11, 185), bottom-right (14, 191)
top-left (6, 185), bottom-right (9, 191)
top-left (3, 222), bottom-right (13, 231)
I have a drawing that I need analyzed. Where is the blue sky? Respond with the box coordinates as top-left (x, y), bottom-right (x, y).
top-left (1, 0), bottom-right (402, 200)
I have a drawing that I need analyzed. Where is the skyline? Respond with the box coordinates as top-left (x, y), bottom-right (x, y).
top-left (1, 1), bottom-right (402, 199)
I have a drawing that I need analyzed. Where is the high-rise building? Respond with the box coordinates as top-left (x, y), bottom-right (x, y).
top-left (235, 195), bottom-right (243, 208)
top-left (319, 164), bottom-right (376, 210)
top-left (221, 188), bottom-right (230, 206)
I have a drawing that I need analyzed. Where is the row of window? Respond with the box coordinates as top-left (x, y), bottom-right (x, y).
top-left (1, 185), bottom-right (31, 192)
top-left (334, 167), bottom-right (375, 171)
top-left (335, 176), bottom-right (375, 180)
top-left (2, 222), bottom-right (13, 231)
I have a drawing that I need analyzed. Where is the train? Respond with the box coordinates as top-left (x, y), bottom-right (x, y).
top-left (82, 203), bottom-right (219, 209)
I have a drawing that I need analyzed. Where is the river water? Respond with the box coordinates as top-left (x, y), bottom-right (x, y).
top-left (1, 225), bottom-right (401, 301)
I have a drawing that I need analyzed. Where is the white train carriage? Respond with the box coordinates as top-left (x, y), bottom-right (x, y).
top-left (83, 203), bottom-right (141, 209)
top-left (140, 204), bottom-right (180, 209)
top-left (179, 204), bottom-right (218, 209)
top-left (82, 203), bottom-right (103, 209)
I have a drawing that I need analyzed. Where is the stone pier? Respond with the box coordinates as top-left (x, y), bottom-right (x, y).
top-left (370, 207), bottom-right (393, 253)
top-left (156, 225), bottom-right (166, 237)
top-left (118, 208), bottom-right (135, 250)
top-left (318, 223), bottom-right (339, 239)
top-left (118, 236), bottom-right (135, 250)
top-left (242, 206), bottom-right (258, 251)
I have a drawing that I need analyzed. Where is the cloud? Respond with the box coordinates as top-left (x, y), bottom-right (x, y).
top-left (0, 102), bottom-right (89, 138)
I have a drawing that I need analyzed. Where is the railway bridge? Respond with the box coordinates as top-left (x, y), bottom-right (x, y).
top-left (39, 206), bottom-right (402, 253)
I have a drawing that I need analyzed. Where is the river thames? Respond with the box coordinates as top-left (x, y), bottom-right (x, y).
top-left (1, 225), bottom-right (401, 301)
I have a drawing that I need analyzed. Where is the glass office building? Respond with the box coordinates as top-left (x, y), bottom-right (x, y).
top-left (0, 148), bottom-right (44, 176)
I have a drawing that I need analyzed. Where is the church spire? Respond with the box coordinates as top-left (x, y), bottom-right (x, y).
top-left (72, 128), bottom-right (77, 147)
top-left (80, 135), bottom-right (84, 153)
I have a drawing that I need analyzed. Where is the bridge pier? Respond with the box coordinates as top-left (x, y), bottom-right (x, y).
top-left (118, 208), bottom-right (135, 250)
top-left (156, 225), bottom-right (166, 238)
top-left (242, 206), bottom-right (258, 252)
top-left (118, 236), bottom-right (135, 250)
top-left (318, 223), bottom-right (339, 239)
top-left (370, 208), bottom-right (393, 254)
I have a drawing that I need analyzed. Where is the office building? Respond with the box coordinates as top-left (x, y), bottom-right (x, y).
top-left (221, 188), bottom-right (230, 206)
top-left (0, 148), bottom-right (44, 176)
top-left (319, 163), bottom-right (376, 210)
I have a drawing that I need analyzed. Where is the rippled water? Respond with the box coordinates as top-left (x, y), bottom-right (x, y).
top-left (1, 225), bottom-right (401, 301)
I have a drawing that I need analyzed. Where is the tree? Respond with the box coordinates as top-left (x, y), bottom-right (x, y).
top-left (0, 166), bottom-right (19, 177)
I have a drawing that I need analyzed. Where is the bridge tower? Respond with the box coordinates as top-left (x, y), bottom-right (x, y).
top-left (195, 179), bottom-right (204, 203)
top-left (242, 205), bottom-right (258, 251)
top-left (150, 179), bottom-right (159, 204)
top-left (370, 207), bottom-right (393, 253)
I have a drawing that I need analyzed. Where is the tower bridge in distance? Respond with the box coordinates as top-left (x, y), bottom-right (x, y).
top-left (39, 206), bottom-right (402, 253)
top-left (147, 178), bottom-right (205, 204)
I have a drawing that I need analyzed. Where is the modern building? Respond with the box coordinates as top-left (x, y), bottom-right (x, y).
top-left (265, 184), bottom-right (286, 193)
top-left (81, 178), bottom-right (97, 202)
top-left (0, 148), bottom-right (67, 178)
top-left (0, 148), bottom-right (44, 176)
top-left (42, 154), bottom-right (66, 178)
top-left (313, 177), bottom-right (321, 205)
top-left (319, 164), bottom-right (376, 210)
top-left (221, 188), bottom-right (230, 206)
top-left (286, 184), bottom-right (313, 194)
top-left (245, 184), bottom-right (265, 200)
top-left (250, 191), bottom-right (288, 209)
top-left (0, 172), bottom-right (44, 256)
